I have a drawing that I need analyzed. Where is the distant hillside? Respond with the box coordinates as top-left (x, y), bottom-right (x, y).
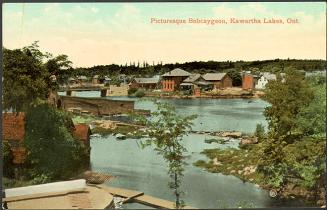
top-left (72, 59), bottom-right (326, 77)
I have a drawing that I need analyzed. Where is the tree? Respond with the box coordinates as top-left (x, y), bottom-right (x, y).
top-left (226, 69), bottom-right (242, 86)
top-left (262, 67), bottom-right (314, 139)
top-left (296, 76), bottom-right (326, 136)
top-left (3, 41), bottom-right (73, 111)
top-left (257, 67), bottom-right (325, 194)
top-left (46, 54), bottom-right (73, 86)
top-left (3, 44), bottom-right (49, 112)
top-left (24, 104), bottom-right (89, 181)
top-left (134, 101), bottom-right (197, 208)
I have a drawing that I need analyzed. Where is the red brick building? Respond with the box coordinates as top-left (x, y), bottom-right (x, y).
top-left (161, 68), bottom-right (192, 92)
top-left (242, 73), bottom-right (255, 90)
top-left (73, 124), bottom-right (91, 148)
top-left (202, 73), bottom-right (233, 89)
top-left (2, 113), bottom-right (27, 164)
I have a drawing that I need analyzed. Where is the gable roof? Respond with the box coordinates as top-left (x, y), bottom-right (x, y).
top-left (2, 112), bottom-right (26, 141)
top-left (133, 77), bottom-right (160, 84)
top-left (183, 74), bottom-right (202, 83)
top-left (202, 73), bottom-right (227, 81)
top-left (162, 68), bottom-right (191, 77)
top-left (261, 72), bottom-right (276, 80)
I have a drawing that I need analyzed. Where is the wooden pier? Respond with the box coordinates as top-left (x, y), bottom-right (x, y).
top-left (97, 185), bottom-right (197, 209)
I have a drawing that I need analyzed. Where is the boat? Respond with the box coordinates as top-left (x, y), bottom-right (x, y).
top-left (115, 134), bottom-right (126, 140)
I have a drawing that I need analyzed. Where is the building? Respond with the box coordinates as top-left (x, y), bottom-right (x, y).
top-left (242, 73), bottom-right (255, 90)
top-left (73, 124), bottom-right (92, 148)
top-left (202, 73), bottom-right (233, 89)
top-left (2, 112), bottom-right (27, 164)
top-left (255, 72), bottom-right (277, 89)
top-left (180, 74), bottom-right (213, 93)
top-left (92, 75), bottom-right (100, 84)
top-left (161, 68), bottom-right (192, 91)
top-left (129, 77), bottom-right (160, 90)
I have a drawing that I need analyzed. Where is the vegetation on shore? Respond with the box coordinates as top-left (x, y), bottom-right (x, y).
top-left (3, 42), bottom-right (89, 188)
top-left (195, 69), bottom-right (326, 206)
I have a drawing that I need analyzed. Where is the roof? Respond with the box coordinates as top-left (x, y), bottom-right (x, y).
top-left (77, 76), bottom-right (88, 80)
top-left (261, 72), bottom-right (276, 80)
top-left (183, 74), bottom-right (202, 83)
top-left (133, 77), bottom-right (160, 84)
top-left (73, 124), bottom-right (91, 141)
top-left (162, 68), bottom-right (192, 77)
top-left (202, 73), bottom-right (227, 81)
top-left (93, 75), bottom-right (99, 79)
top-left (2, 112), bottom-right (26, 141)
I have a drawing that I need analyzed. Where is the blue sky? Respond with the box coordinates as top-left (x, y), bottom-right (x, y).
top-left (3, 2), bottom-right (326, 67)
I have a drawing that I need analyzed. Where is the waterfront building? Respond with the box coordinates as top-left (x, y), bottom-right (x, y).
top-left (129, 77), bottom-right (160, 90)
top-left (202, 73), bottom-right (233, 89)
top-left (161, 68), bottom-right (192, 92)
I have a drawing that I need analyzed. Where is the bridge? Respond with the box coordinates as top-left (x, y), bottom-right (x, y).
top-left (59, 85), bottom-right (110, 97)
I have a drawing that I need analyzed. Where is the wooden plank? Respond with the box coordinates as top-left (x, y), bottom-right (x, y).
top-left (98, 185), bottom-right (196, 209)
top-left (123, 192), bottom-right (144, 204)
top-left (3, 189), bottom-right (86, 202)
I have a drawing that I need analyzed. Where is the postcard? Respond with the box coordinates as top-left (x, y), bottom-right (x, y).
top-left (2, 1), bottom-right (326, 209)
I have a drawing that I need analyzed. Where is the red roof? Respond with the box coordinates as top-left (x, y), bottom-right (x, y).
top-left (73, 124), bottom-right (90, 141)
top-left (2, 112), bottom-right (26, 141)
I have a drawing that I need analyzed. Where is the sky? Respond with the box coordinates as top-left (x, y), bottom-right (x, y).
top-left (3, 2), bottom-right (326, 67)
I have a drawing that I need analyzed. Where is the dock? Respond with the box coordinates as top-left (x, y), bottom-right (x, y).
top-left (97, 185), bottom-right (197, 209)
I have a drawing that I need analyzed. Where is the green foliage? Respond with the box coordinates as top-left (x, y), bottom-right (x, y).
top-left (24, 104), bottom-right (89, 181)
top-left (254, 123), bottom-right (265, 141)
top-left (263, 67), bottom-right (314, 138)
top-left (134, 89), bottom-right (145, 98)
top-left (226, 69), bottom-right (242, 86)
top-left (128, 87), bottom-right (138, 95)
top-left (2, 141), bottom-right (14, 177)
top-left (3, 41), bottom-right (73, 112)
top-left (258, 68), bottom-right (326, 195)
top-left (296, 76), bottom-right (326, 136)
top-left (134, 100), bottom-right (196, 208)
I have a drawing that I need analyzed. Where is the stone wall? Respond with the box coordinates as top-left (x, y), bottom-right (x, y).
top-left (60, 96), bottom-right (134, 116)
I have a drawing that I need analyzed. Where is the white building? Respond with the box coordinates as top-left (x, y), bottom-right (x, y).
top-left (255, 72), bottom-right (276, 89)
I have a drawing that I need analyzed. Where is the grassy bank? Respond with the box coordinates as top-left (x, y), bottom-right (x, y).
top-left (194, 140), bottom-right (326, 206)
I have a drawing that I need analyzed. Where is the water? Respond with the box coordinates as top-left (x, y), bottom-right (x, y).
top-left (60, 91), bottom-right (303, 208)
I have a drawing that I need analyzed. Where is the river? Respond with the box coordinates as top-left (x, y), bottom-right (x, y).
top-left (59, 91), bottom-right (306, 208)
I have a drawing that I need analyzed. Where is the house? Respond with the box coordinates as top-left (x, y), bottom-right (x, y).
top-left (129, 77), bottom-right (160, 90)
top-left (161, 68), bottom-right (192, 91)
top-left (92, 75), bottom-right (100, 84)
top-left (242, 73), bottom-right (255, 90)
top-left (76, 75), bottom-right (88, 84)
top-left (202, 73), bottom-right (233, 89)
top-left (255, 72), bottom-right (277, 89)
top-left (180, 74), bottom-right (213, 92)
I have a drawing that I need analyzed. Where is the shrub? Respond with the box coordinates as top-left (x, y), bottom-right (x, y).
top-left (2, 141), bottom-right (14, 178)
top-left (134, 89), bottom-right (145, 97)
top-left (128, 87), bottom-right (138, 95)
top-left (24, 104), bottom-right (89, 181)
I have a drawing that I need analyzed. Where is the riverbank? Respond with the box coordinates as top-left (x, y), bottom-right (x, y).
top-left (143, 88), bottom-right (265, 99)
top-left (194, 141), bottom-right (326, 207)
